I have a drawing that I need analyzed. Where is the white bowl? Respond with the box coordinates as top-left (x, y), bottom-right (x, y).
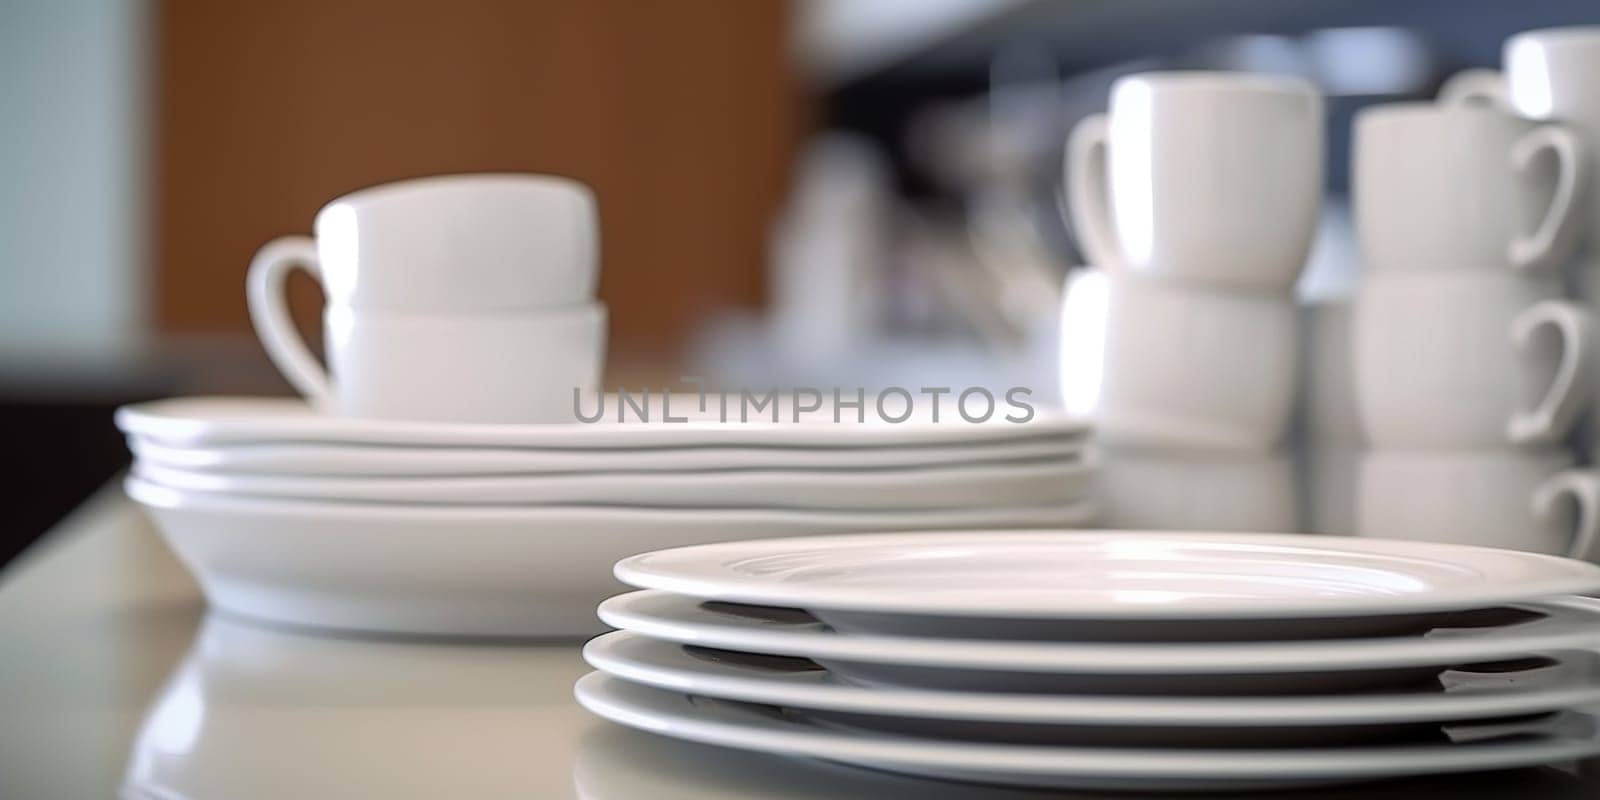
top-left (124, 478), bottom-right (1096, 638)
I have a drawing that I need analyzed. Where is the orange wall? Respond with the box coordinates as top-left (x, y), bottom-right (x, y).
top-left (153, 0), bottom-right (803, 365)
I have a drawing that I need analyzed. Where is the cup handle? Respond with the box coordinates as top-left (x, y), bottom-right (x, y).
top-left (1508, 300), bottom-right (1595, 445)
top-left (1533, 469), bottom-right (1600, 561)
top-left (1509, 124), bottom-right (1588, 272)
top-left (1438, 68), bottom-right (1510, 108)
top-left (1064, 113), bottom-right (1123, 268)
top-left (246, 236), bottom-right (334, 406)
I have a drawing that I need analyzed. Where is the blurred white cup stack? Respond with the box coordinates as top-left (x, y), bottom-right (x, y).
top-left (247, 173), bottom-right (606, 423)
top-left (1351, 73), bottom-right (1600, 560)
top-left (1442, 27), bottom-right (1600, 470)
top-left (1060, 71), bottom-right (1323, 531)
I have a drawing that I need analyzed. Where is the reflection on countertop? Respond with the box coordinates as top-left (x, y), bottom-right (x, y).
top-left (5, 487), bottom-right (1600, 799)
top-left (123, 614), bottom-right (594, 799)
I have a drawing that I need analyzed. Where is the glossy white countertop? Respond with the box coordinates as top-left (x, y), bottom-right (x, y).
top-left (3, 482), bottom-right (1599, 799)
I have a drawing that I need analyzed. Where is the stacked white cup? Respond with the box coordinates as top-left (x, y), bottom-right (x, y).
top-left (1443, 27), bottom-right (1600, 475)
top-left (247, 174), bottom-right (607, 423)
top-left (1060, 71), bottom-right (1324, 531)
top-left (1350, 94), bottom-right (1600, 560)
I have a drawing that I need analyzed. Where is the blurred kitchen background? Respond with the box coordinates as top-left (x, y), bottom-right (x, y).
top-left (4, 0), bottom-right (1598, 568)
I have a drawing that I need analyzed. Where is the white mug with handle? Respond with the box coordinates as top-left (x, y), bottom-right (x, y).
top-left (1354, 270), bottom-right (1595, 448)
top-left (1065, 71), bottom-right (1323, 292)
top-left (1059, 268), bottom-right (1297, 452)
top-left (1358, 449), bottom-right (1600, 561)
top-left (247, 174), bottom-right (607, 423)
top-left (1354, 102), bottom-right (1586, 273)
top-left (1440, 27), bottom-right (1600, 240)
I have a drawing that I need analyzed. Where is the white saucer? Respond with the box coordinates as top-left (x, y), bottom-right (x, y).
top-left (124, 478), bottom-right (1096, 638)
top-left (126, 435), bottom-right (1086, 477)
top-left (584, 631), bottom-right (1600, 747)
top-left (117, 396), bottom-right (1088, 449)
top-left (132, 457), bottom-right (1092, 510)
top-left (574, 673), bottom-right (1600, 792)
top-left (598, 591), bottom-right (1600, 694)
top-left (613, 531), bottom-right (1600, 626)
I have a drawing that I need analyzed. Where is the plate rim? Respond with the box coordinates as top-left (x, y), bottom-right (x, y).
top-left (125, 434), bottom-right (1088, 479)
top-left (115, 396), bottom-right (1090, 449)
top-left (132, 454), bottom-right (1095, 493)
top-left (584, 630), bottom-right (1600, 726)
top-left (612, 531), bottom-right (1600, 620)
top-left (574, 672), bottom-right (1600, 780)
top-left (124, 476), bottom-right (1099, 526)
top-left (596, 590), bottom-right (1600, 673)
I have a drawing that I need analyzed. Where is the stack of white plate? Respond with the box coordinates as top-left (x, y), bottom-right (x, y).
top-left (580, 531), bottom-right (1600, 792)
top-left (116, 396), bottom-right (1093, 637)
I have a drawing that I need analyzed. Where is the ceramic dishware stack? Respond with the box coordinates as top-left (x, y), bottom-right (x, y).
top-left (1442, 27), bottom-right (1600, 468)
top-left (1350, 96), bottom-right (1600, 561)
top-left (580, 530), bottom-right (1600, 792)
top-left (1060, 71), bottom-right (1324, 531)
top-left (118, 397), bottom-right (1095, 638)
top-left (119, 174), bottom-right (1098, 639)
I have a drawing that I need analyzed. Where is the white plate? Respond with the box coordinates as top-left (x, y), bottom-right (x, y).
top-left (584, 630), bottom-right (1600, 747)
top-left (613, 531), bottom-right (1600, 625)
top-left (123, 477), bottom-right (1096, 638)
top-left (116, 396), bottom-right (1088, 449)
top-left (574, 673), bottom-right (1600, 792)
top-left (126, 436), bottom-right (1086, 477)
top-left (131, 457), bottom-right (1092, 510)
top-left (598, 591), bottom-right (1600, 694)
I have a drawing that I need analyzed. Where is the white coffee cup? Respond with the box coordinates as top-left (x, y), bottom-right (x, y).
top-left (1059, 269), bottom-right (1296, 452)
top-left (1355, 270), bottom-right (1593, 448)
top-left (246, 174), bottom-right (605, 422)
top-left (321, 305), bottom-right (606, 423)
top-left (1357, 448), bottom-right (1600, 560)
top-left (1099, 447), bottom-right (1296, 532)
top-left (1442, 27), bottom-right (1600, 238)
top-left (1354, 102), bottom-right (1585, 273)
top-left (1066, 71), bottom-right (1324, 292)
top-left (258, 173), bottom-right (597, 312)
